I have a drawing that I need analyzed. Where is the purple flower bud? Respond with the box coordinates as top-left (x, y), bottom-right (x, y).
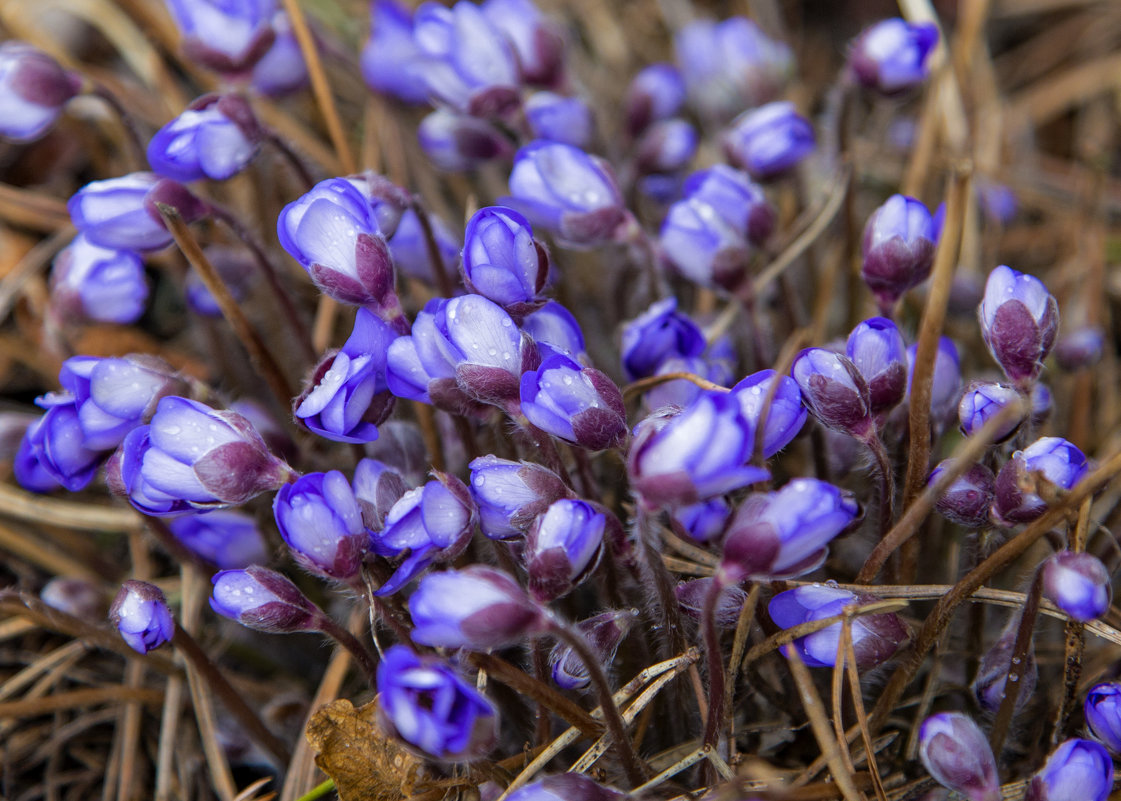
top-left (481, 0), bottom-right (565, 88)
top-left (861, 195), bottom-right (936, 311)
top-left (250, 12), bottom-right (308, 96)
top-left (506, 774), bottom-right (628, 801)
top-left (660, 195), bottom-right (751, 291)
top-left (525, 499), bottom-right (605, 602)
top-left (48, 235), bottom-right (149, 325)
top-left (168, 510), bottom-right (270, 569)
top-left (68, 173), bottom-right (205, 252)
top-left (377, 645), bottom-right (498, 761)
top-left (41, 577), bottom-right (105, 621)
top-left (620, 297), bottom-right (706, 381)
top-left (520, 354), bottom-right (626, 451)
top-left (993, 437), bottom-right (1089, 525)
top-left (672, 498), bottom-right (732, 543)
top-left (918, 713), bottom-right (1001, 801)
top-left (113, 396), bottom-right (292, 516)
top-left (906, 338), bottom-right (963, 425)
top-left (929, 460), bottom-right (996, 528)
top-left (958, 381), bottom-right (1024, 442)
top-left (111, 580), bottom-right (174, 653)
top-left (164, 0), bottom-right (276, 74)
top-left (0, 42), bottom-right (80, 142)
top-left (731, 370), bottom-right (807, 457)
top-left (361, 0), bottom-right (429, 104)
top-left (674, 17), bottom-right (792, 122)
top-left (1085, 683), bottom-right (1121, 753)
top-left (13, 417), bottom-right (62, 493)
top-left (147, 94), bottom-right (261, 182)
top-left (1054, 326), bottom-right (1105, 372)
top-left (413, 1), bottom-right (521, 116)
top-left (351, 457), bottom-right (409, 527)
top-left (274, 471), bottom-right (370, 581)
top-left (468, 454), bottom-right (570, 540)
top-left (294, 308), bottom-right (396, 443)
top-left (1025, 739), bottom-right (1112, 801)
top-left (973, 625), bottom-right (1037, 715)
top-left (524, 92), bottom-right (593, 148)
top-left (418, 109), bottom-right (514, 171)
top-left (849, 19), bottom-right (938, 96)
top-left (16, 404), bottom-right (103, 492)
top-left (676, 577), bottom-right (747, 628)
top-left (792, 348), bottom-right (873, 439)
top-left (504, 141), bottom-right (626, 248)
top-left (408, 566), bottom-right (545, 650)
top-left (769, 584), bottom-right (908, 669)
top-left (979, 265), bottom-right (1059, 383)
top-left (718, 478), bottom-right (860, 583)
top-left (523, 301), bottom-right (587, 363)
top-left (723, 101), bottom-right (815, 181)
top-left (635, 118), bottom-right (697, 175)
top-left (462, 206), bottom-right (549, 311)
top-left (682, 164), bottom-right (775, 247)
top-left (628, 392), bottom-right (769, 509)
top-left (210, 566), bottom-right (321, 633)
top-left (1042, 551), bottom-right (1111, 622)
top-left (550, 610), bottom-right (635, 690)
top-left (626, 63), bottom-right (685, 136)
top-left (847, 317), bottom-right (908, 416)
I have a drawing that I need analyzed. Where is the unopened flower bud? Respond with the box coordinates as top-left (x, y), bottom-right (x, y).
top-left (468, 454), bottom-right (570, 540)
top-left (409, 567), bottom-right (545, 650)
top-left (979, 265), bottom-right (1059, 383)
top-left (1084, 682), bottom-right (1121, 753)
top-left (929, 460), bottom-right (996, 528)
top-left (791, 348), bottom-right (873, 439)
top-left (918, 712), bottom-right (1001, 801)
top-left (847, 317), bottom-right (908, 417)
top-left (525, 499), bottom-right (605, 602)
top-left (550, 610), bottom-right (636, 690)
top-left (520, 355), bottom-right (627, 451)
top-left (1024, 739), bottom-right (1112, 801)
top-left (41, 577), bottom-right (105, 621)
top-left (0, 42), bottom-right (80, 142)
top-left (992, 437), bottom-right (1089, 525)
top-left (958, 382), bottom-right (1024, 442)
top-left (111, 580), bottom-right (174, 654)
top-left (973, 625), bottom-right (1036, 716)
top-left (849, 19), bottom-right (938, 96)
top-left (69, 173), bottom-right (205, 252)
top-left (210, 566), bottom-right (321, 634)
top-left (861, 195), bottom-right (935, 312)
top-left (723, 101), bottom-right (814, 181)
top-left (1042, 551), bottom-right (1111, 622)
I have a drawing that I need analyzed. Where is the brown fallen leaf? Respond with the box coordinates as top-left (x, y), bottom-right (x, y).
top-left (305, 697), bottom-right (425, 801)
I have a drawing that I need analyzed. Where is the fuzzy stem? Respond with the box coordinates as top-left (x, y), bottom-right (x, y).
top-left (700, 579), bottom-right (727, 754)
top-left (863, 433), bottom-right (896, 542)
top-left (313, 612), bottom-right (380, 689)
top-left (87, 82), bottom-right (147, 168)
top-left (263, 129), bottom-right (317, 190)
top-left (410, 199), bottom-right (456, 299)
top-left (988, 569), bottom-right (1042, 756)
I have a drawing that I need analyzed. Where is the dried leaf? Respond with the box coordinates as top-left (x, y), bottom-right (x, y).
top-left (305, 698), bottom-right (424, 801)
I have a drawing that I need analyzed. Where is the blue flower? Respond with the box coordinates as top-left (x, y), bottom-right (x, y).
top-left (69, 173), bottom-right (205, 252)
top-left (682, 164), bottom-right (774, 246)
top-left (1041, 551), bottom-right (1111, 622)
top-left (0, 42), bottom-right (79, 142)
top-left (731, 369), bottom-right (807, 457)
top-left (625, 63), bottom-right (685, 136)
top-left (979, 265), bottom-right (1059, 383)
top-left (417, 109), bottom-right (513, 171)
top-left (525, 499), bottom-right (605, 602)
top-left (522, 301), bottom-right (587, 362)
top-left (49, 235), bottom-right (149, 325)
top-left (274, 470), bottom-right (371, 581)
top-left (481, 0), bottom-right (564, 88)
top-left (1026, 739), bottom-right (1112, 801)
top-left (723, 101), bottom-right (814, 181)
top-left (525, 92), bottom-right (593, 148)
top-left (250, 12), bottom-right (308, 96)
top-left (468, 454), bottom-right (569, 540)
top-left (16, 404), bottom-right (103, 492)
top-left (210, 566), bottom-right (320, 633)
top-left (849, 18), bottom-right (938, 96)
top-left (462, 206), bottom-right (548, 309)
top-left (847, 317), bottom-right (908, 416)
top-left (993, 436), bottom-right (1089, 525)
top-left (1085, 683), bottom-right (1121, 753)
top-left (360, 0), bottom-right (429, 104)
top-left (505, 774), bottom-right (627, 801)
top-left (918, 713), bottom-right (1001, 801)
top-left (620, 297), bottom-right (706, 381)
top-left (168, 510), bottom-right (269, 569)
top-left (408, 566), bottom-right (544, 650)
top-left (520, 354), bottom-right (626, 450)
top-left (164, 0), bottom-right (276, 74)
top-left (861, 195), bottom-right (935, 311)
top-left (957, 381), bottom-right (1024, 442)
top-left (792, 348), bottom-right (873, 438)
top-left (111, 581), bottom-right (174, 654)
top-left (929, 459), bottom-right (995, 528)
top-left (147, 94), bottom-right (260, 182)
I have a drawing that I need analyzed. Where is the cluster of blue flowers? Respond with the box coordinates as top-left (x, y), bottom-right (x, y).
top-left (2, 1), bottom-right (1117, 799)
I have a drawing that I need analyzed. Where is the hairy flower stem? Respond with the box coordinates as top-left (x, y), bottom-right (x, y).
top-left (862, 432), bottom-right (895, 542)
top-left (313, 612), bottom-right (380, 689)
top-left (410, 199), bottom-right (456, 299)
top-left (87, 82), bottom-right (147, 169)
top-left (263, 129), bottom-right (317, 190)
top-left (700, 579), bottom-right (727, 755)
top-left (988, 569), bottom-right (1042, 756)
top-left (548, 619), bottom-right (648, 787)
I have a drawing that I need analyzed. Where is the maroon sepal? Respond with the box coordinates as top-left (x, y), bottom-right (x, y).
top-left (466, 85), bottom-right (522, 119)
top-left (457, 363), bottom-right (521, 407)
top-left (181, 27), bottom-right (276, 76)
top-left (194, 442), bottom-right (287, 504)
top-left (355, 232), bottom-right (397, 309)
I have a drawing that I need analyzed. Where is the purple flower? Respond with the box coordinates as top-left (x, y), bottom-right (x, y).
top-left (635, 118), bottom-right (697, 175)
top-left (504, 141), bottom-right (626, 248)
top-left (550, 610), bottom-right (635, 690)
top-left (147, 94), bottom-right (261, 182)
top-left (462, 206), bottom-right (549, 310)
top-left (294, 308), bottom-right (397, 443)
top-left (620, 297), bottom-right (706, 381)
top-left (376, 645), bottom-right (498, 761)
top-left (417, 109), bottom-right (514, 171)
top-left (660, 194), bottom-right (751, 291)
top-left (979, 265), bottom-right (1059, 383)
top-left (164, 0), bottom-right (276, 74)
top-left (731, 370), bottom-right (807, 458)
top-left (386, 207), bottom-right (460, 285)
top-left (627, 392), bottom-right (769, 510)
top-left (625, 63), bottom-right (685, 136)
top-left (861, 195), bottom-right (936, 311)
top-left (413, 1), bottom-right (521, 116)
top-left (1085, 683), bottom-right (1121, 753)
top-left (111, 396), bottom-right (292, 516)
top-left (111, 580), bottom-right (174, 654)
top-left (1054, 326), bottom-right (1105, 372)
top-left (468, 454), bottom-right (570, 540)
top-left (1025, 739), bottom-right (1112, 801)
top-left (68, 173), bottom-right (205, 252)
top-left (0, 42), bottom-right (80, 142)
top-left (682, 165), bottom-right (775, 247)
top-left (672, 498), bottom-right (732, 543)
top-left (958, 382), bottom-right (1024, 442)
top-left (847, 317), bottom-right (908, 416)
top-left (973, 624), bottom-right (1036, 715)
top-left (351, 457), bottom-right (409, 529)
top-left (723, 101), bottom-right (815, 181)
top-left (167, 510), bottom-right (269, 569)
top-left (361, 0), bottom-right (429, 104)
top-left (718, 478), bottom-right (860, 583)
top-left (506, 774), bottom-right (627, 801)
top-left (481, 0), bottom-right (565, 88)
top-left (791, 348), bottom-right (873, 439)
top-left (524, 92), bottom-right (593, 148)
top-left (16, 404), bottom-right (103, 492)
top-left (929, 460), bottom-right (995, 528)
top-left (918, 713), bottom-right (1001, 801)
top-left (520, 354), bottom-right (626, 451)
top-left (523, 301), bottom-right (587, 362)
top-left (993, 437), bottom-right (1089, 525)
top-left (250, 12), bottom-right (308, 96)
top-left (277, 177), bottom-right (397, 307)
top-left (41, 577), bottom-right (105, 621)
top-left (12, 418), bottom-right (62, 493)
top-left (525, 499), bottom-right (605, 602)
top-left (1042, 551), bottom-right (1111, 622)
top-left (48, 235), bottom-right (149, 325)
top-left (274, 471), bottom-right (370, 581)
top-left (673, 17), bottom-right (792, 122)
top-left (645, 354), bottom-right (732, 410)
top-left (769, 584), bottom-right (908, 669)
top-left (849, 19), bottom-right (938, 96)
top-left (210, 566), bottom-right (321, 633)
top-left (408, 566), bottom-right (545, 650)
top-left (906, 337), bottom-right (962, 425)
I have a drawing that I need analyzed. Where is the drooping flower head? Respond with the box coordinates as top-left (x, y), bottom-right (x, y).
top-left (918, 713), bottom-right (1002, 801)
top-left (978, 265), bottom-right (1059, 384)
top-left (147, 94), bottom-right (261, 182)
top-left (48, 235), bottom-right (149, 325)
top-left (468, 454), bottom-right (570, 540)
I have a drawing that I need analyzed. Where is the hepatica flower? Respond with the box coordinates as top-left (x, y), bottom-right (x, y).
top-left (958, 381), bottom-right (1025, 442)
top-left (49, 235), bottom-right (149, 325)
top-left (520, 354), bottom-right (626, 451)
top-left (620, 297), bottom-right (706, 381)
top-left (210, 566), bottom-right (321, 633)
top-left (250, 12), bottom-right (307, 96)
top-left (992, 436), bottom-right (1089, 525)
top-left (918, 713), bottom-right (1002, 801)
top-left (408, 566), bottom-right (545, 650)
top-left (376, 645), bottom-right (498, 761)
top-left (417, 108), bottom-right (513, 172)
top-left (525, 92), bottom-right (593, 148)
top-left (849, 18), bottom-right (939, 96)
top-left (468, 454), bottom-right (570, 540)
top-left (723, 101), bottom-right (815, 181)
top-left (164, 0), bottom-right (277, 74)
top-left (274, 470), bottom-right (371, 581)
top-left (1041, 550), bottom-right (1111, 622)
top-left (111, 580), bottom-right (174, 654)
top-left (846, 317), bottom-right (907, 417)
top-left (523, 301), bottom-right (587, 362)
top-left (525, 499), bottom-right (605, 602)
top-left (461, 206), bottom-right (549, 311)
top-left (730, 370), bottom-right (807, 458)
top-left (147, 94), bottom-right (261, 182)
top-left (69, 173), bottom-right (206, 252)
top-left (792, 347), bottom-right (873, 439)
top-left (361, 0), bottom-right (430, 105)
top-left (17, 401), bottom-right (104, 493)
top-left (861, 195), bottom-right (936, 312)
top-left (0, 41), bottom-right (80, 142)
top-left (929, 459), bottom-right (995, 529)
top-left (906, 337), bottom-right (963, 425)
top-left (1085, 682), bottom-right (1121, 753)
top-left (505, 774), bottom-right (628, 801)
top-left (625, 63), bottom-right (685, 136)
top-left (550, 610), bottom-right (634, 690)
top-left (167, 510), bottom-right (269, 569)
top-left (481, 0), bottom-right (564, 88)
top-left (979, 265), bottom-right (1059, 383)
top-left (1025, 739), bottom-right (1112, 801)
